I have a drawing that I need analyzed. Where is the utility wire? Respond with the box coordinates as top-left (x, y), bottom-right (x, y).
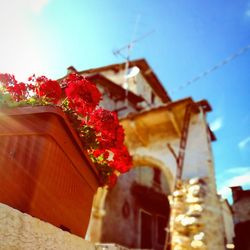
top-left (170, 44), bottom-right (250, 94)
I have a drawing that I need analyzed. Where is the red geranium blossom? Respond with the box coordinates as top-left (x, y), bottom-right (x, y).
top-left (86, 108), bottom-right (124, 148)
top-left (36, 76), bottom-right (62, 104)
top-left (92, 146), bottom-right (132, 174)
top-left (92, 149), bottom-right (109, 159)
top-left (0, 73), bottom-right (17, 86)
top-left (0, 73), bottom-right (26, 101)
top-left (109, 146), bottom-right (132, 173)
top-left (87, 108), bottom-right (119, 130)
top-left (65, 74), bottom-right (101, 116)
top-left (7, 82), bottom-right (27, 101)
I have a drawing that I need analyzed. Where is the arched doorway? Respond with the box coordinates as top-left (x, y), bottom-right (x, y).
top-left (97, 156), bottom-right (173, 250)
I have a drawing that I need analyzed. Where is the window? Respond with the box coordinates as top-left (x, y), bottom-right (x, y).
top-left (140, 210), bottom-right (168, 249)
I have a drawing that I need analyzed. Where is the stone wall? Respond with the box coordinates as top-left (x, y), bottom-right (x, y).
top-left (169, 177), bottom-right (225, 250)
top-left (0, 203), bottom-right (95, 250)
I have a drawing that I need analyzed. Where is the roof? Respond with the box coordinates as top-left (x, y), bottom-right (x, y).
top-left (77, 58), bottom-right (171, 103)
top-left (86, 73), bottom-right (144, 107)
top-left (231, 186), bottom-right (250, 203)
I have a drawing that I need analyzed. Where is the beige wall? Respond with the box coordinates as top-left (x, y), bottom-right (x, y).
top-left (101, 169), bottom-right (142, 247)
top-left (0, 203), bottom-right (95, 250)
top-left (182, 113), bottom-right (211, 179)
top-left (101, 69), bottom-right (162, 106)
top-left (220, 198), bottom-right (235, 244)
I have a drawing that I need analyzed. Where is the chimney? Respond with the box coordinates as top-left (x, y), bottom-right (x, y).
top-left (230, 186), bottom-right (243, 203)
top-left (67, 66), bottom-right (77, 74)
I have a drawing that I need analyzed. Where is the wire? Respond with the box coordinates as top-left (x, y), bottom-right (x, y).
top-left (113, 29), bottom-right (155, 59)
top-left (170, 44), bottom-right (250, 94)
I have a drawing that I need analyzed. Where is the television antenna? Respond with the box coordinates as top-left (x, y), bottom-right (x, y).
top-left (112, 29), bottom-right (155, 60)
top-left (113, 16), bottom-right (155, 105)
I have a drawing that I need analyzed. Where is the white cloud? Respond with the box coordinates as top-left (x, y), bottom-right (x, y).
top-left (227, 172), bottom-right (250, 187)
top-left (217, 167), bottom-right (250, 202)
top-left (238, 136), bottom-right (250, 150)
top-left (210, 117), bottom-right (223, 132)
top-left (226, 166), bottom-right (250, 174)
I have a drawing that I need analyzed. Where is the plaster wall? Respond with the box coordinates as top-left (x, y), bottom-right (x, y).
top-left (220, 199), bottom-right (235, 244)
top-left (128, 113), bottom-right (213, 186)
top-left (94, 84), bottom-right (137, 119)
top-left (131, 139), bottom-right (179, 187)
top-left (182, 113), bottom-right (211, 179)
top-left (101, 168), bottom-right (143, 247)
top-left (0, 203), bottom-right (95, 250)
top-left (102, 70), bottom-right (162, 105)
top-left (191, 111), bottom-right (225, 250)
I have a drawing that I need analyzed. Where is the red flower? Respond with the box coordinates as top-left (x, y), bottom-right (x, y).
top-left (36, 76), bottom-right (62, 104)
top-left (109, 146), bottom-right (132, 173)
top-left (115, 125), bottom-right (125, 147)
top-left (65, 73), bottom-right (101, 116)
top-left (0, 73), bottom-right (17, 86)
top-left (7, 82), bottom-right (27, 101)
top-left (92, 149), bottom-right (107, 158)
top-left (87, 108), bottom-right (124, 148)
top-left (87, 108), bottom-right (119, 130)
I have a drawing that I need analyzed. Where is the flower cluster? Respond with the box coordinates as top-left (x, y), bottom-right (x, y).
top-left (35, 76), bottom-right (62, 104)
top-left (64, 74), bottom-right (102, 116)
top-left (0, 73), bottom-right (132, 187)
top-left (0, 73), bottom-right (62, 105)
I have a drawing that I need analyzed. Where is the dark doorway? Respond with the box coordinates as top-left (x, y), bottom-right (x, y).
top-left (140, 210), bottom-right (153, 249)
top-left (157, 215), bottom-right (168, 245)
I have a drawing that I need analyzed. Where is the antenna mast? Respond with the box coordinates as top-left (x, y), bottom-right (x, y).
top-left (113, 16), bottom-right (154, 105)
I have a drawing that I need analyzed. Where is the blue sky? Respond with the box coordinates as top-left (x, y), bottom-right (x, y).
top-left (0, 0), bottom-right (249, 202)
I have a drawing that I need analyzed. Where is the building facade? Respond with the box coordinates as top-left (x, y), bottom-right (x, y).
top-left (64, 59), bottom-right (230, 250)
